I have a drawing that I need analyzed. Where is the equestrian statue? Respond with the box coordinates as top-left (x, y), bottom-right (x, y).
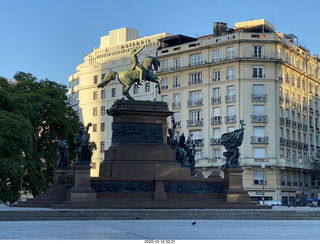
top-left (97, 45), bottom-right (162, 100)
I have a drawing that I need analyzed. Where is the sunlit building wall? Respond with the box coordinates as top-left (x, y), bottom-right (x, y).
top-left (156, 19), bottom-right (320, 204)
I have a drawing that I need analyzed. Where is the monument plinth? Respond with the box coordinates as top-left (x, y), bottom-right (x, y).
top-left (99, 100), bottom-right (190, 179)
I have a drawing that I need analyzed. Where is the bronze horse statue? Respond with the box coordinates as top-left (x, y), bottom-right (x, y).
top-left (97, 56), bottom-right (162, 100)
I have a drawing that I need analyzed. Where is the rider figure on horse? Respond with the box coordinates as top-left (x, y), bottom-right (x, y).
top-left (129, 45), bottom-right (146, 83)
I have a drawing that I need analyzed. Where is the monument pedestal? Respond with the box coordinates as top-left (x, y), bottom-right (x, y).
top-left (67, 165), bottom-right (97, 202)
top-left (223, 168), bottom-right (250, 203)
top-left (54, 170), bottom-right (68, 187)
top-left (99, 100), bottom-right (190, 179)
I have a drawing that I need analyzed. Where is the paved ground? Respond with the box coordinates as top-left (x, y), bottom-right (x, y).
top-left (1, 206), bottom-right (320, 240)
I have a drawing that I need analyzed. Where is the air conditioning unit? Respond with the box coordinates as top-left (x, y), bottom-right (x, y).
top-left (258, 137), bottom-right (265, 143)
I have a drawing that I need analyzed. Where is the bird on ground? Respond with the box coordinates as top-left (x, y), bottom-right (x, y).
top-left (191, 221), bottom-right (196, 225)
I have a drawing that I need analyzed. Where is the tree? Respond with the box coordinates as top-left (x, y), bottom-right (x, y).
top-left (0, 72), bottom-right (82, 202)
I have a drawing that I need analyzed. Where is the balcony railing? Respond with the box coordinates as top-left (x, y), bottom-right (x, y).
top-left (251, 136), bottom-right (268, 144)
top-left (225, 115), bottom-right (236, 123)
top-left (226, 75), bottom-right (235, 80)
top-left (172, 102), bottom-right (181, 109)
top-left (191, 139), bottom-right (204, 146)
top-left (187, 119), bottom-right (203, 127)
top-left (251, 94), bottom-right (267, 102)
top-left (252, 74), bottom-right (266, 79)
top-left (212, 77), bottom-right (220, 82)
top-left (211, 97), bottom-right (221, 104)
top-left (225, 95), bottom-right (236, 103)
top-left (210, 138), bottom-right (221, 145)
top-left (211, 116), bottom-right (222, 125)
top-left (251, 115), bottom-right (268, 123)
top-left (188, 99), bottom-right (203, 107)
top-left (280, 137), bottom-right (286, 145)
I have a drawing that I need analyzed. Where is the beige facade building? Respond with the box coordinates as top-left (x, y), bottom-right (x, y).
top-left (69, 20), bottom-right (320, 205)
top-left (68, 28), bottom-right (172, 176)
top-left (156, 19), bottom-right (320, 205)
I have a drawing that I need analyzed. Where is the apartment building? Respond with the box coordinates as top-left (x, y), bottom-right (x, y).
top-left (156, 19), bottom-right (320, 205)
top-left (68, 27), bottom-right (172, 176)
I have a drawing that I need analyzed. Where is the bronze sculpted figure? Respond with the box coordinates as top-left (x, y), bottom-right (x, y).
top-left (167, 116), bottom-right (196, 172)
top-left (97, 45), bottom-right (162, 100)
top-left (221, 120), bottom-right (245, 169)
top-left (56, 140), bottom-right (69, 169)
top-left (74, 123), bottom-right (93, 165)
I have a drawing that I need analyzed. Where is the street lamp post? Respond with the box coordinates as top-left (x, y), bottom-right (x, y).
top-left (261, 163), bottom-right (265, 205)
top-left (299, 157), bottom-right (304, 206)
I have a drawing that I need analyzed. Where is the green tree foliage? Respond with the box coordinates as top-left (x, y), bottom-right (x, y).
top-left (0, 72), bottom-right (81, 202)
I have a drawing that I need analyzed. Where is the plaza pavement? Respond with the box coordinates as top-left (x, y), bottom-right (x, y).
top-left (0, 205), bottom-right (320, 240)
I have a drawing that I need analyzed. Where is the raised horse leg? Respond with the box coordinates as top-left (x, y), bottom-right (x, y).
top-left (122, 82), bottom-right (134, 100)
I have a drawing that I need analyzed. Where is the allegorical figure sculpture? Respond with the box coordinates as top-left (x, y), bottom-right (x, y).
top-left (74, 123), bottom-right (93, 165)
top-left (167, 116), bottom-right (196, 172)
top-left (56, 139), bottom-right (69, 169)
top-left (97, 45), bottom-right (162, 100)
top-left (220, 120), bottom-right (245, 169)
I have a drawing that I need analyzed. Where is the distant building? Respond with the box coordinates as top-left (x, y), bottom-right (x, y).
top-left (156, 19), bottom-right (320, 205)
top-left (68, 27), bottom-right (172, 176)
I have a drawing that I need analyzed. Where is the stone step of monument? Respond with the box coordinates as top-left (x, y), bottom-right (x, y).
top-left (2, 208), bottom-right (320, 221)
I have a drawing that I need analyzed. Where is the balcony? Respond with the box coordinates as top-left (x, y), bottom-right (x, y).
top-left (252, 94), bottom-right (267, 102)
top-left (225, 95), bottom-right (236, 103)
top-left (187, 119), bottom-right (203, 127)
top-left (211, 116), bottom-right (222, 125)
top-left (251, 115), bottom-right (268, 123)
top-left (188, 80), bottom-right (202, 86)
top-left (254, 180), bottom-right (267, 185)
top-left (226, 75), bottom-right (235, 80)
top-left (252, 74), bottom-right (266, 79)
top-left (251, 136), bottom-right (268, 144)
top-left (225, 115), bottom-right (236, 124)
top-left (303, 124), bottom-right (308, 131)
top-left (212, 77), bottom-right (220, 82)
top-left (172, 102), bottom-right (181, 109)
top-left (291, 121), bottom-right (296, 128)
top-left (285, 118), bottom-right (291, 126)
top-left (211, 97), bottom-right (221, 105)
top-left (279, 117), bottom-right (285, 125)
top-left (210, 138), bottom-right (221, 145)
top-left (188, 99), bottom-right (203, 107)
top-left (191, 139), bottom-right (204, 146)
top-left (279, 96), bottom-right (284, 104)
top-left (280, 137), bottom-right (286, 146)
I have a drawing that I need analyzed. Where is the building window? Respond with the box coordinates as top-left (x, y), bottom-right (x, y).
top-left (100, 141), bottom-right (105, 153)
top-left (93, 91), bottom-right (98, 100)
top-left (189, 110), bottom-right (202, 126)
top-left (227, 46), bottom-right (234, 59)
top-left (190, 53), bottom-right (202, 66)
top-left (190, 130), bottom-right (203, 146)
top-left (162, 78), bottom-right (168, 90)
top-left (213, 70), bottom-right (220, 81)
top-left (94, 75), bottom-right (98, 84)
top-left (253, 45), bottom-right (264, 58)
top-left (161, 95), bottom-right (167, 102)
top-left (214, 149), bottom-right (220, 159)
top-left (101, 73), bottom-right (106, 82)
top-left (226, 106), bottom-right (235, 123)
top-left (213, 107), bottom-right (221, 124)
top-left (173, 94), bottom-right (181, 109)
top-left (101, 106), bottom-right (106, 115)
top-left (161, 60), bottom-right (168, 71)
top-left (93, 107), bottom-right (97, 116)
top-left (111, 88), bottom-right (116, 97)
top-left (174, 57), bottom-right (180, 69)
top-left (189, 73), bottom-right (202, 85)
top-left (189, 91), bottom-right (202, 107)
top-left (145, 83), bottom-right (150, 92)
top-left (92, 124), bottom-right (97, 132)
top-left (173, 112), bottom-right (181, 127)
top-left (227, 68), bottom-right (234, 80)
top-left (213, 49), bottom-right (220, 62)
top-left (173, 76), bottom-right (180, 88)
top-left (254, 170), bottom-right (266, 185)
top-left (253, 148), bottom-right (265, 158)
top-left (101, 90), bottom-right (106, 99)
top-left (212, 88), bottom-right (221, 104)
top-left (134, 85), bottom-right (139, 94)
top-left (253, 67), bottom-right (264, 78)
top-left (226, 86), bottom-right (235, 102)
top-left (101, 123), bottom-right (105, 132)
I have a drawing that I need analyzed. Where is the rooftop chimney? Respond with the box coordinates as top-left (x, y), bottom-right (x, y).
top-left (213, 22), bottom-right (228, 37)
